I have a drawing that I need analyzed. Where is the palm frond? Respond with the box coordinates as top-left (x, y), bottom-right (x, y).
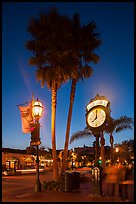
top-left (69, 128), bottom-right (93, 144)
top-left (80, 64), bottom-right (93, 78)
top-left (115, 124), bottom-right (133, 133)
top-left (105, 116), bottom-right (134, 135)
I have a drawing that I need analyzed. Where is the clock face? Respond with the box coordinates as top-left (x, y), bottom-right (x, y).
top-left (86, 107), bottom-right (106, 128)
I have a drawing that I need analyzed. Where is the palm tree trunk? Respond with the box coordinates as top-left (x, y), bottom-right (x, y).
top-left (61, 79), bottom-right (76, 173)
top-left (51, 80), bottom-right (59, 181)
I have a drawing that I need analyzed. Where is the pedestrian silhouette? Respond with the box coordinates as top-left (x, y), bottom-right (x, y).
top-left (118, 163), bottom-right (129, 201)
top-left (104, 164), bottom-right (119, 197)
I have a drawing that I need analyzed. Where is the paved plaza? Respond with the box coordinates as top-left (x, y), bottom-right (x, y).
top-left (2, 171), bottom-right (134, 202)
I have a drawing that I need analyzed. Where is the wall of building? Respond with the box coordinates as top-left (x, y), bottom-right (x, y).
top-left (2, 151), bottom-right (35, 170)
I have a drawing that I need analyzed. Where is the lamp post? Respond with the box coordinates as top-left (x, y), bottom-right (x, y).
top-left (71, 152), bottom-right (74, 170)
top-left (115, 147), bottom-right (119, 164)
top-left (32, 98), bottom-right (43, 192)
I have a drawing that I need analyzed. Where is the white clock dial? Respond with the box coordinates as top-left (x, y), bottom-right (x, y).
top-left (87, 108), bottom-right (106, 128)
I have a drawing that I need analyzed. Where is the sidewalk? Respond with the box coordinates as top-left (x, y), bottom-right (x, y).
top-left (2, 171), bottom-right (134, 202)
top-left (3, 180), bottom-right (126, 202)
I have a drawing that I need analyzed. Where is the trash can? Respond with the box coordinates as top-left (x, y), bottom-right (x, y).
top-left (61, 172), bottom-right (73, 192)
top-left (71, 172), bottom-right (80, 189)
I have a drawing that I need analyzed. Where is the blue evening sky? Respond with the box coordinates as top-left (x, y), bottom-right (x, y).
top-left (2, 2), bottom-right (134, 150)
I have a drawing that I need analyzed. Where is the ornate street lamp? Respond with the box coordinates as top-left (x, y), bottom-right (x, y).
top-left (115, 147), bottom-right (120, 164)
top-left (32, 98), bottom-right (43, 192)
top-left (32, 99), bottom-right (43, 121)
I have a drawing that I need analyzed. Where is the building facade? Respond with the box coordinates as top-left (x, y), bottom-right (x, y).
top-left (2, 148), bottom-right (53, 171)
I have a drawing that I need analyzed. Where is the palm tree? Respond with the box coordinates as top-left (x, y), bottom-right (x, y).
top-left (25, 7), bottom-right (75, 181)
top-left (105, 116), bottom-right (134, 164)
top-left (69, 127), bottom-right (100, 166)
top-left (69, 116), bottom-right (133, 166)
top-left (62, 13), bottom-right (101, 173)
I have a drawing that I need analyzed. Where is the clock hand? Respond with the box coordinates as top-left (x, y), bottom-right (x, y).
top-left (92, 110), bottom-right (97, 122)
top-left (95, 110), bottom-right (97, 119)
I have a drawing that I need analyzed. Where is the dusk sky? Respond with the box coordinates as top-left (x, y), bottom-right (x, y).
top-left (2, 2), bottom-right (134, 151)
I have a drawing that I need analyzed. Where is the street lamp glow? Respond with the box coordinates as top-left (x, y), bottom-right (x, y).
top-left (115, 147), bottom-right (119, 153)
top-left (32, 99), bottom-right (43, 120)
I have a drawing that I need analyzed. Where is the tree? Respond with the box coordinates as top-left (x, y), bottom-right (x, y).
top-left (26, 146), bottom-right (36, 155)
top-left (62, 13), bottom-right (101, 173)
top-left (26, 7), bottom-right (75, 181)
top-left (69, 127), bottom-right (101, 165)
top-left (69, 116), bottom-right (134, 165)
top-left (114, 139), bottom-right (134, 164)
top-left (105, 116), bottom-right (134, 164)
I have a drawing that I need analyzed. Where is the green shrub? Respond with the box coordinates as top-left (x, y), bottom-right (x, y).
top-left (43, 180), bottom-right (63, 191)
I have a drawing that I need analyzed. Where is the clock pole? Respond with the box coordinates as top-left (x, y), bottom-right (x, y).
top-left (94, 133), bottom-right (100, 166)
top-left (85, 94), bottom-right (111, 197)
